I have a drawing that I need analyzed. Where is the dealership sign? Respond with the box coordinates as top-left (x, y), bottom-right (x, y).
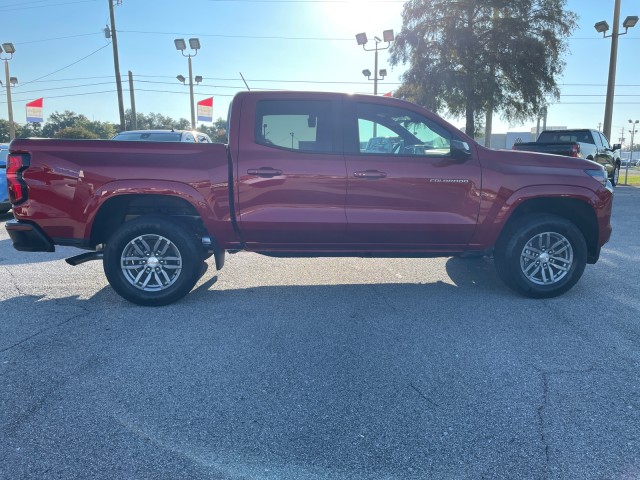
top-left (26, 98), bottom-right (44, 123)
top-left (197, 97), bottom-right (213, 122)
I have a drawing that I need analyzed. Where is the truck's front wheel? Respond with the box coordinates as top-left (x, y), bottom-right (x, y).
top-left (103, 216), bottom-right (202, 306)
top-left (494, 214), bottom-right (587, 298)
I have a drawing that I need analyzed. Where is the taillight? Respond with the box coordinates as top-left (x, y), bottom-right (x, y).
top-left (570, 144), bottom-right (581, 157)
top-left (6, 153), bottom-right (30, 205)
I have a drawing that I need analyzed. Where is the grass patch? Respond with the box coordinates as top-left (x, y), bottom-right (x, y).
top-left (619, 168), bottom-right (640, 186)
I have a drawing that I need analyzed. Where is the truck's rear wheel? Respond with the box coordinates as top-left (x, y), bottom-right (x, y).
top-left (494, 214), bottom-right (587, 298)
top-left (611, 164), bottom-right (620, 186)
top-left (103, 216), bottom-right (202, 306)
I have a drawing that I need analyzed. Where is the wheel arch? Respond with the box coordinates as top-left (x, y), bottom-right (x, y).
top-left (498, 196), bottom-right (599, 263)
top-left (89, 193), bottom-right (208, 247)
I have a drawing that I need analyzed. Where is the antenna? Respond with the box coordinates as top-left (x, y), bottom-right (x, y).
top-left (239, 72), bottom-right (251, 91)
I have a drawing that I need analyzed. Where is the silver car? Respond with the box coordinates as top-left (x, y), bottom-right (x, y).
top-left (111, 129), bottom-right (212, 143)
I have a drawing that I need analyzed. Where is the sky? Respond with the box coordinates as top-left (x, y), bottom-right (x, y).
top-left (0, 0), bottom-right (639, 143)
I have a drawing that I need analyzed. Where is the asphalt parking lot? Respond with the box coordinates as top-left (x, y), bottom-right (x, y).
top-left (1, 187), bottom-right (639, 480)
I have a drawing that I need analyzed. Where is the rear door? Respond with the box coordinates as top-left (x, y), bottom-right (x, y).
top-left (342, 100), bottom-right (482, 248)
top-left (235, 95), bottom-right (347, 248)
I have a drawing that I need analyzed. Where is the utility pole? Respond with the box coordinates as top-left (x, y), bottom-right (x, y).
top-left (108, 0), bottom-right (126, 131)
top-left (626, 119), bottom-right (638, 185)
top-left (128, 70), bottom-right (136, 130)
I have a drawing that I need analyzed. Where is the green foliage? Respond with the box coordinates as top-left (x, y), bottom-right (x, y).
top-left (198, 118), bottom-right (228, 143)
top-left (390, 0), bottom-right (578, 135)
top-left (54, 126), bottom-right (100, 139)
top-left (1, 110), bottom-right (225, 143)
top-left (124, 110), bottom-right (191, 130)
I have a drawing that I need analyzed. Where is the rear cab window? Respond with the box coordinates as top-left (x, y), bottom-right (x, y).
top-left (255, 100), bottom-right (335, 153)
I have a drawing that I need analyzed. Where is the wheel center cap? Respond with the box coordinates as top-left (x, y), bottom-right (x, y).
top-left (147, 256), bottom-right (160, 268)
top-left (539, 252), bottom-right (550, 262)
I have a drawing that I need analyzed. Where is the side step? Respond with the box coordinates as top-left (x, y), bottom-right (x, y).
top-left (65, 251), bottom-right (104, 266)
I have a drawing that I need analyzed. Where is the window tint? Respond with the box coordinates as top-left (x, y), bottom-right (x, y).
top-left (256, 100), bottom-right (333, 153)
top-left (599, 132), bottom-right (610, 149)
top-left (538, 131), bottom-right (595, 144)
top-left (356, 103), bottom-right (451, 157)
top-left (183, 133), bottom-right (196, 143)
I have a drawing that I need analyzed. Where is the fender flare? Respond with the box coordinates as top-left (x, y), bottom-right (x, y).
top-left (81, 180), bottom-right (216, 241)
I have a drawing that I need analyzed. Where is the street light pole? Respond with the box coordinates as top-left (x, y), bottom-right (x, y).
top-left (174, 38), bottom-right (201, 130)
top-left (355, 30), bottom-right (394, 96)
top-left (626, 119), bottom-right (638, 185)
top-left (1, 42), bottom-right (17, 141)
top-left (595, 3), bottom-right (638, 140)
top-left (188, 55), bottom-right (195, 129)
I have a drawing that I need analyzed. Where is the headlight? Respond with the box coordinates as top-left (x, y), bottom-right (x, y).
top-left (584, 168), bottom-right (608, 188)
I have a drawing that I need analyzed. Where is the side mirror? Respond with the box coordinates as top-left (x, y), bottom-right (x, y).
top-left (612, 144), bottom-right (621, 151)
top-left (451, 139), bottom-right (472, 161)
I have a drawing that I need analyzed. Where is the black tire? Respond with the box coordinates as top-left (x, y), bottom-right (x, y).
top-left (103, 216), bottom-right (203, 306)
top-left (611, 163), bottom-right (620, 187)
top-left (494, 214), bottom-right (587, 298)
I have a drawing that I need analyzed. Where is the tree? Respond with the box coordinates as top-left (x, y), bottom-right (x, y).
top-left (198, 118), bottom-right (228, 143)
top-left (54, 126), bottom-right (100, 139)
top-left (124, 110), bottom-right (191, 130)
top-left (42, 111), bottom-right (87, 138)
top-left (390, 0), bottom-right (578, 136)
top-left (19, 122), bottom-right (43, 138)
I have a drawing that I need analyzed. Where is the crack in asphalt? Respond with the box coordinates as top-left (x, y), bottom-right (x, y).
top-left (409, 382), bottom-right (440, 408)
top-left (0, 309), bottom-right (90, 354)
top-left (537, 372), bottom-right (551, 466)
top-left (536, 366), bottom-right (596, 472)
top-left (1, 266), bottom-right (27, 297)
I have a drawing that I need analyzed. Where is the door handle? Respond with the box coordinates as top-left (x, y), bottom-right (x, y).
top-left (247, 167), bottom-right (283, 177)
top-left (353, 170), bottom-right (387, 179)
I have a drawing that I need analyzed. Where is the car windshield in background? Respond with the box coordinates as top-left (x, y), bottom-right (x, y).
top-left (112, 132), bottom-right (183, 142)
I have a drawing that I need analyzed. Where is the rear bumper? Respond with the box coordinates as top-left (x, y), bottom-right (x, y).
top-left (5, 219), bottom-right (55, 252)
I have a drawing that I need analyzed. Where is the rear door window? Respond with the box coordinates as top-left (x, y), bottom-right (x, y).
top-left (255, 100), bottom-right (334, 153)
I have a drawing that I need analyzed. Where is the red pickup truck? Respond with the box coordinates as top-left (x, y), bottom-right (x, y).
top-left (5, 91), bottom-right (613, 305)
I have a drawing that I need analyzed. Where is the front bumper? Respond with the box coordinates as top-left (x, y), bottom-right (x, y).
top-left (6, 219), bottom-right (55, 252)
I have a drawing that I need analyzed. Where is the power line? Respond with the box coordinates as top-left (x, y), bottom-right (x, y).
top-left (17, 33), bottom-right (103, 46)
top-left (118, 29), bottom-right (354, 42)
top-left (19, 43), bottom-right (112, 88)
top-left (0, 0), bottom-right (99, 12)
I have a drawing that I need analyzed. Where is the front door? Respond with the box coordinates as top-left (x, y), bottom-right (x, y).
top-left (343, 100), bottom-right (482, 249)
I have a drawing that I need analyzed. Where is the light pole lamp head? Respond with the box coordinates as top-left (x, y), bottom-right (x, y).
top-left (195, 75), bottom-right (203, 84)
top-left (176, 74), bottom-right (186, 83)
top-left (594, 21), bottom-right (610, 34)
top-left (174, 38), bottom-right (187, 51)
top-left (189, 38), bottom-right (201, 51)
top-left (379, 69), bottom-right (387, 78)
top-left (362, 69), bottom-right (371, 78)
top-left (623, 16), bottom-right (638, 29)
top-left (9, 77), bottom-right (17, 86)
top-left (2, 43), bottom-right (15, 54)
top-left (383, 29), bottom-right (394, 43)
top-left (356, 33), bottom-right (368, 46)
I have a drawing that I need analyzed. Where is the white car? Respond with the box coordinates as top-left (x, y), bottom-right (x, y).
top-left (111, 129), bottom-right (212, 143)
